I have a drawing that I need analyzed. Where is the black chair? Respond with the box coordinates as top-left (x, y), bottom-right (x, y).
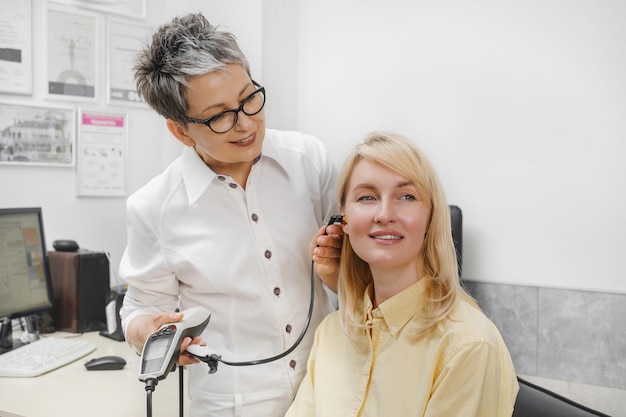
top-left (512, 377), bottom-right (612, 417)
top-left (449, 205), bottom-right (462, 277)
top-left (449, 207), bottom-right (611, 417)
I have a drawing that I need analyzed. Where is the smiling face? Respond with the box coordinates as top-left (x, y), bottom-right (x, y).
top-left (342, 158), bottom-right (431, 283)
top-left (167, 63), bottom-right (265, 180)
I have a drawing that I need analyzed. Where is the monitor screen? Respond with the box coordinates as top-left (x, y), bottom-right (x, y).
top-left (0, 207), bottom-right (54, 319)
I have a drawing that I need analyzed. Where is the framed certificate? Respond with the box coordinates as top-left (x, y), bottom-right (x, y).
top-left (0, 102), bottom-right (76, 167)
top-left (45, 4), bottom-right (99, 101)
top-left (106, 18), bottom-right (152, 106)
top-left (0, 0), bottom-right (33, 95)
top-left (49, 0), bottom-right (147, 20)
top-left (76, 109), bottom-right (127, 197)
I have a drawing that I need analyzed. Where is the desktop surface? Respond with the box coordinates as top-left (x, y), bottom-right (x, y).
top-left (0, 331), bottom-right (188, 417)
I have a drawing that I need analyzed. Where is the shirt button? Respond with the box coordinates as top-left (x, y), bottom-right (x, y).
top-left (251, 213), bottom-right (259, 222)
top-left (264, 250), bottom-right (272, 259)
top-left (289, 360), bottom-right (296, 369)
top-left (217, 175), bottom-right (226, 181)
top-left (285, 324), bottom-right (292, 334)
top-left (229, 183), bottom-right (237, 189)
top-left (376, 311), bottom-right (383, 318)
top-left (273, 287), bottom-right (281, 296)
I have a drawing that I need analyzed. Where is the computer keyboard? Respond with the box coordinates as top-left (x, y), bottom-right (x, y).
top-left (0, 336), bottom-right (96, 377)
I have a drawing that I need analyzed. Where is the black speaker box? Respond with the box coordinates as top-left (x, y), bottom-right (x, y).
top-left (48, 251), bottom-right (110, 333)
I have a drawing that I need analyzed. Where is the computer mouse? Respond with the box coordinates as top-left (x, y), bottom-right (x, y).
top-left (53, 239), bottom-right (79, 252)
top-left (84, 355), bottom-right (127, 371)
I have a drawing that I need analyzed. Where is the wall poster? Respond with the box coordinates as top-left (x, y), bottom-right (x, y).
top-left (0, 0), bottom-right (32, 95)
top-left (106, 19), bottom-right (152, 106)
top-left (46, 5), bottom-right (99, 101)
top-left (76, 110), bottom-right (127, 197)
top-left (0, 102), bottom-right (75, 167)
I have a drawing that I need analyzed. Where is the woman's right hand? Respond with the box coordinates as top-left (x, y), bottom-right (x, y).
top-left (126, 311), bottom-right (204, 365)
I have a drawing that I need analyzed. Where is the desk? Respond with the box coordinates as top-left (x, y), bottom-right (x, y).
top-left (0, 331), bottom-right (189, 417)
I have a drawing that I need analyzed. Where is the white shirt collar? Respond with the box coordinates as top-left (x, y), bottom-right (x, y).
top-left (180, 130), bottom-right (289, 205)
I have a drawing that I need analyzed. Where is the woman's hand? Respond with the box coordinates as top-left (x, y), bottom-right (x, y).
top-left (126, 311), bottom-right (205, 365)
top-left (311, 222), bottom-right (344, 293)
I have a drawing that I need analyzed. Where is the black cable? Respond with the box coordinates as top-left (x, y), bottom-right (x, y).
top-left (145, 258), bottom-right (318, 416)
top-left (179, 365), bottom-right (184, 417)
top-left (146, 389), bottom-right (152, 417)
top-left (144, 378), bottom-right (157, 417)
top-left (197, 260), bottom-right (316, 373)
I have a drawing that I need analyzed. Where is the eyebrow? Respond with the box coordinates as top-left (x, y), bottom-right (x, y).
top-left (198, 81), bottom-right (253, 115)
top-left (351, 180), bottom-right (415, 191)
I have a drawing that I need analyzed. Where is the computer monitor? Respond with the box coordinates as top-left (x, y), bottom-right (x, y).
top-left (0, 207), bottom-right (54, 353)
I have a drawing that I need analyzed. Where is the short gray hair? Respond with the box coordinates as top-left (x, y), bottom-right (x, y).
top-left (135, 13), bottom-right (250, 125)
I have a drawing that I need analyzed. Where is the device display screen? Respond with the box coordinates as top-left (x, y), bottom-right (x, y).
top-left (141, 334), bottom-right (173, 373)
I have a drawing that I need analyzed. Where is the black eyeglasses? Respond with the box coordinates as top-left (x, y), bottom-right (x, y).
top-left (186, 81), bottom-right (266, 134)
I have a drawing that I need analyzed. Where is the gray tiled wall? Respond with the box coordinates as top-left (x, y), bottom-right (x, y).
top-left (464, 280), bottom-right (626, 391)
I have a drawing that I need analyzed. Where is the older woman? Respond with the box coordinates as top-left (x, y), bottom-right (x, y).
top-left (119, 13), bottom-right (340, 417)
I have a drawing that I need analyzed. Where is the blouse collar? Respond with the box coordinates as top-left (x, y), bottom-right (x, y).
top-left (363, 278), bottom-right (427, 336)
top-left (181, 130), bottom-right (287, 204)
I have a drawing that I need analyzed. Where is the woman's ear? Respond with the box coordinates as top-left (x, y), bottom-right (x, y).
top-left (166, 119), bottom-right (196, 147)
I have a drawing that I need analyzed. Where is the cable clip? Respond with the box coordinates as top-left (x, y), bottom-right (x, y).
top-left (207, 354), bottom-right (220, 374)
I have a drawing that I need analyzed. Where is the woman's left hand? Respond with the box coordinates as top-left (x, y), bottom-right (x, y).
top-left (310, 223), bottom-right (344, 293)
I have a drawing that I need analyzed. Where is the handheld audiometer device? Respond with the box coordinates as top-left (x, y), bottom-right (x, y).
top-left (138, 306), bottom-right (211, 383)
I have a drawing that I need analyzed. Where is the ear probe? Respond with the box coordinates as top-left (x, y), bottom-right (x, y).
top-left (318, 215), bottom-right (344, 246)
top-left (326, 215), bottom-right (345, 227)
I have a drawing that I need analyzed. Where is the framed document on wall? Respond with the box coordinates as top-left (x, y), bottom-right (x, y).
top-left (49, 0), bottom-right (147, 20)
top-left (106, 18), bottom-right (152, 106)
top-left (0, 0), bottom-right (33, 95)
top-left (0, 102), bottom-right (76, 167)
top-left (76, 109), bottom-right (127, 197)
top-left (45, 5), bottom-right (99, 101)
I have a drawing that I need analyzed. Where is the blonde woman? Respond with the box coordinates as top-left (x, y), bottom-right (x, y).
top-left (287, 131), bottom-right (518, 417)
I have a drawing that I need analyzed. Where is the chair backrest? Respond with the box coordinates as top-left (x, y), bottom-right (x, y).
top-left (449, 205), bottom-right (462, 277)
top-left (512, 377), bottom-right (611, 417)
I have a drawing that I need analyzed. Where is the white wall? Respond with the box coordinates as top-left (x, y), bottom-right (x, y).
top-left (296, 0), bottom-right (626, 293)
top-left (2, 0), bottom-right (624, 295)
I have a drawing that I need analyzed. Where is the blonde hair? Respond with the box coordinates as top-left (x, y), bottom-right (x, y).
top-left (336, 131), bottom-right (476, 342)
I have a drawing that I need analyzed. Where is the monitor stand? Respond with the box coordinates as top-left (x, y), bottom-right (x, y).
top-left (0, 317), bottom-right (17, 354)
top-left (0, 316), bottom-right (39, 355)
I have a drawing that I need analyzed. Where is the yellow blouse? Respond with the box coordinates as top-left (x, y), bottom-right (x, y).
top-left (285, 279), bottom-right (519, 417)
